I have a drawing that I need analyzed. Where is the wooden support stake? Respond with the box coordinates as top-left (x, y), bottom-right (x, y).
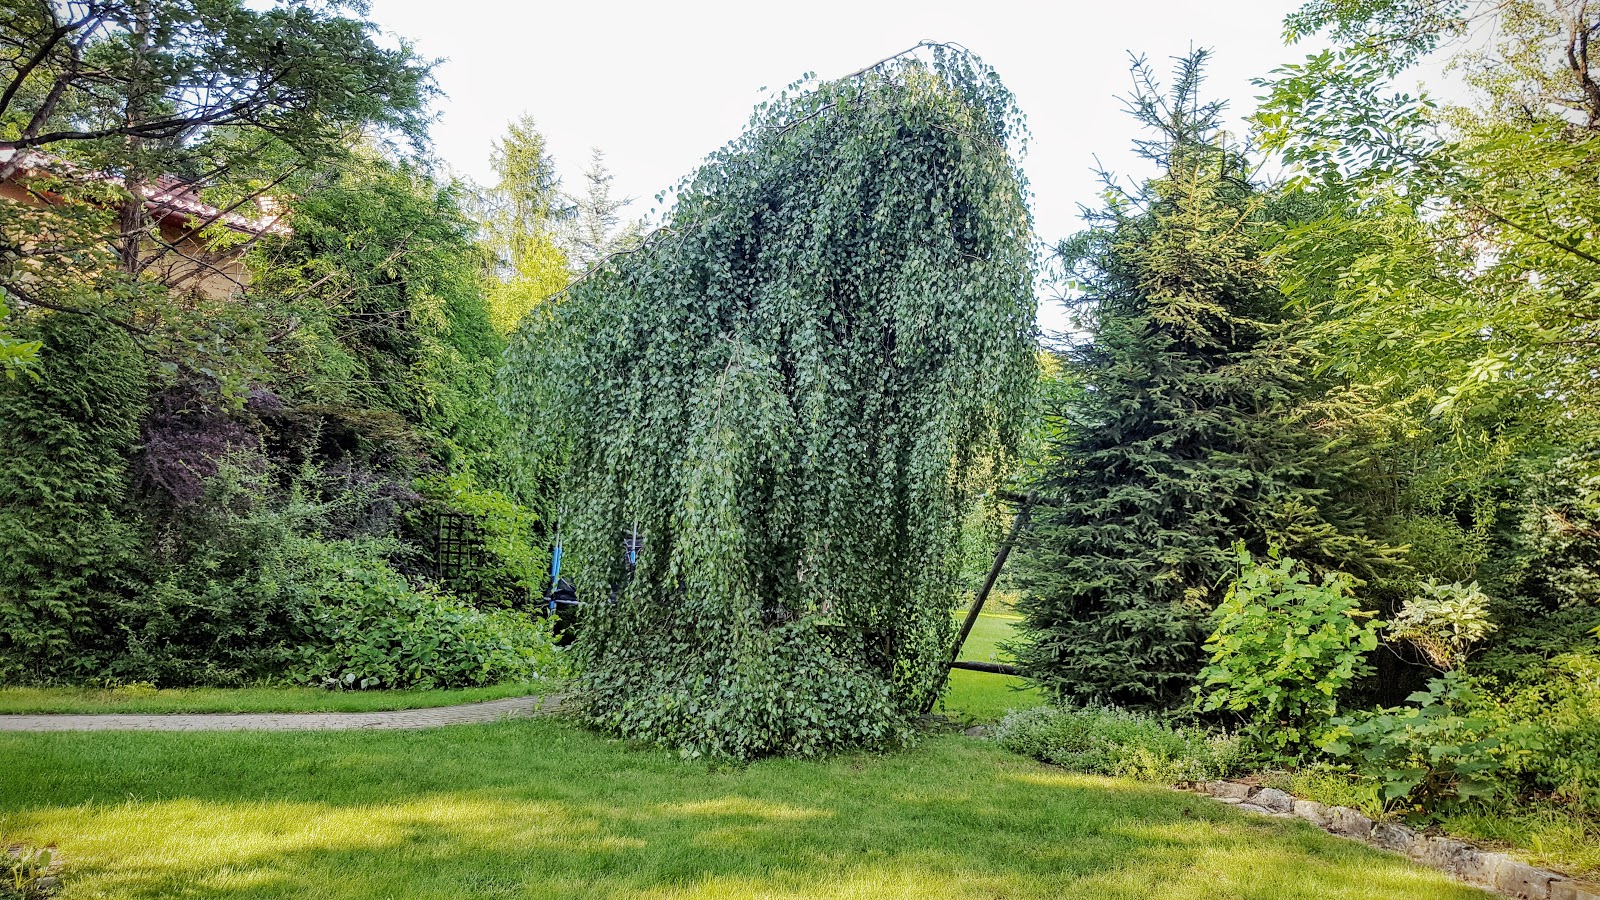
top-left (950, 660), bottom-right (1020, 676)
top-left (924, 491), bottom-right (1036, 713)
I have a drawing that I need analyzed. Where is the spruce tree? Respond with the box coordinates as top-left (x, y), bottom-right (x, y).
top-left (1012, 53), bottom-right (1322, 710)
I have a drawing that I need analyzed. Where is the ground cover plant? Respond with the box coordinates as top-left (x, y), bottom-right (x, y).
top-left (992, 705), bottom-right (1246, 784)
top-left (504, 43), bottom-right (1037, 759)
top-left (0, 720), bottom-right (1489, 900)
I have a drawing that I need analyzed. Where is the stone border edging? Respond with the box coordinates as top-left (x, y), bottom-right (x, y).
top-left (1185, 780), bottom-right (1597, 900)
top-left (0, 694), bottom-right (562, 732)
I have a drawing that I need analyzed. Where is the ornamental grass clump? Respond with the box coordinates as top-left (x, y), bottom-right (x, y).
top-left (503, 44), bottom-right (1037, 759)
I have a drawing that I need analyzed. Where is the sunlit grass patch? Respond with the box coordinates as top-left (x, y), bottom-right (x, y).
top-left (0, 719), bottom-right (1490, 899)
top-left (940, 610), bottom-right (1044, 722)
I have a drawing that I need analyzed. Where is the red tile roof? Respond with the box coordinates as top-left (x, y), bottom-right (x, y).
top-left (0, 148), bottom-right (291, 238)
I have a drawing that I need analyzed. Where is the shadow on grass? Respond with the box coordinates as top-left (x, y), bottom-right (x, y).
top-left (0, 719), bottom-right (1488, 899)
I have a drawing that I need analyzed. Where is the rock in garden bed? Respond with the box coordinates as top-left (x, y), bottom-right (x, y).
top-left (1187, 781), bottom-right (1599, 900)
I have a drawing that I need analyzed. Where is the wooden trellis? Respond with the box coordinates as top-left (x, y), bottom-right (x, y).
top-left (430, 510), bottom-right (484, 582)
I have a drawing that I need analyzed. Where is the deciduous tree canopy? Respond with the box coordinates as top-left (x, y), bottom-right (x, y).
top-left (504, 44), bottom-right (1037, 759)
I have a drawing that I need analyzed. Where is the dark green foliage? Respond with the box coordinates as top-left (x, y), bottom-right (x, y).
top-left (1516, 446), bottom-right (1600, 610)
top-left (103, 455), bottom-right (558, 689)
top-left (0, 160), bottom-right (548, 688)
top-left (505, 45), bottom-right (1036, 758)
top-left (0, 4), bottom-right (553, 691)
top-left (110, 458), bottom-right (309, 685)
top-left (1321, 652), bottom-right (1600, 814)
top-left (283, 535), bottom-right (559, 690)
top-left (0, 313), bottom-right (149, 681)
top-left (1011, 54), bottom-right (1345, 711)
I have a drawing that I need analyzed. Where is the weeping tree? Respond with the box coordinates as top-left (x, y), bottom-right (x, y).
top-left (502, 44), bottom-right (1037, 759)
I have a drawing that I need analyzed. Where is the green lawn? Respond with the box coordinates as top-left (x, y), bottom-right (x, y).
top-left (0, 616), bottom-right (1034, 722)
top-left (0, 682), bottom-right (544, 715)
top-left (0, 719), bottom-right (1489, 899)
top-left (940, 610), bottom-right (1045, 723)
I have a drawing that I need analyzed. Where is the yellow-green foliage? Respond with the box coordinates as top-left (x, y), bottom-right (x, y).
top-left (1197, 547), bottom-right (1382, 757)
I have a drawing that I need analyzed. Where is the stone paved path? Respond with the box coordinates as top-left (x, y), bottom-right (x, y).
top-left (0, 694), bottom-right (561, 732)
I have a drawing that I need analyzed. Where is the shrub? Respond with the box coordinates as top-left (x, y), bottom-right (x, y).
top-left (1196, 546), bottom-right (1383, 758)
top-left (1389, 579), bottom-right (1496, 671)
top-left (1519, 446), bottom-right (1600, 609)
top-left (577, 623), bottom-right (910, 760)
top-left (1317, 672), bottom-right (1520, 809)
top-left (413, 472), bottom-right (546, 606)
top-left (991, 705), bottom-right (1246, 783)
top-left (1320, 653), bottom-right (1600, 815)
top-left (110, 457), bottom-right (311, 685)
top-left (285, 535), bottom-right (560, 689)
top-left (0, 313), bottom-right (150, 682)
top-left (1492, 652), bottom-right (1600, 810)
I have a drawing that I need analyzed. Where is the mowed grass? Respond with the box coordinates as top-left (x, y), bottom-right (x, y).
top-left (0, 682), bottom-right (543, 715)
top-left (1, 614), bottom-right (1035, 721)
top-left (941, 609), bottom-right (1044, 723)
top-left (0, 719), bottom-right (1490, 900)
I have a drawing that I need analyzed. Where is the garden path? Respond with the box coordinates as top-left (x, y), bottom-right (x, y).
top-left (0, 694), bottom-right (561, 732)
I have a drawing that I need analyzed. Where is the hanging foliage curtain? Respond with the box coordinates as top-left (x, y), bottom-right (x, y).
top-left (502, 44), bottom-right (1037, 759)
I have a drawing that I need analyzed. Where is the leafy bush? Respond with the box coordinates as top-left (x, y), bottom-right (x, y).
top-left (285, 535), bottom-right (560, 690)
top-left (413, 472), bottom-right (546, 605)
top-left (578, 623), bottom-right (910, 760)
top-left (1196, 547), bottom-right (1383, 757)
top-left (110, 457), bottom-right (562, 690)
top-left (1519, 447), bottom-right (1600, 609)
top-left (1474, 605), bottom-right (1600, 682)
top-left (110, 457), bottom-right (313, 685)
top-left (1389, 579), bottom-right (1497, 671)
top-left (1317, 672), bottom-right (1520, 808)
top-left (1492, 652), bottom-right (1600, 810)
top-left (991, 705), bottom-right (1246, 783)
top-left (1320, 651), bottom-right (1600, 814)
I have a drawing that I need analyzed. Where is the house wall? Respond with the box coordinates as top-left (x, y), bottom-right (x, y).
top-left (1, 176), bottom-right (256, 302)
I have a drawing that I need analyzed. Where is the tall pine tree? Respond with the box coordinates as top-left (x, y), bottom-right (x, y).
top-left (1012, 52), bottom-right (1330, 710)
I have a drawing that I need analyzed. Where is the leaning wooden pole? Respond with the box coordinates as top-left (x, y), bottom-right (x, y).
top-left (923, 491), bottom-right (1036, 713)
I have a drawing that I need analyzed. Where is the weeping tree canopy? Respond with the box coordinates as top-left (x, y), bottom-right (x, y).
top-left (502, 44), bottom-right (1037, 759)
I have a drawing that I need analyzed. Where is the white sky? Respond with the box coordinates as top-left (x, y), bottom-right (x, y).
top-left (364, 0), bottom-right (1320, 336)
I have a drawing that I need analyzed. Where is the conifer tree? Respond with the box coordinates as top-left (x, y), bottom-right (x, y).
top-left (1012, 52), bottom-right (1328, 710)
top-left (480, 115), bottom-right (572, 334)
top-left (558, 148), bottom-right (640, 272)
